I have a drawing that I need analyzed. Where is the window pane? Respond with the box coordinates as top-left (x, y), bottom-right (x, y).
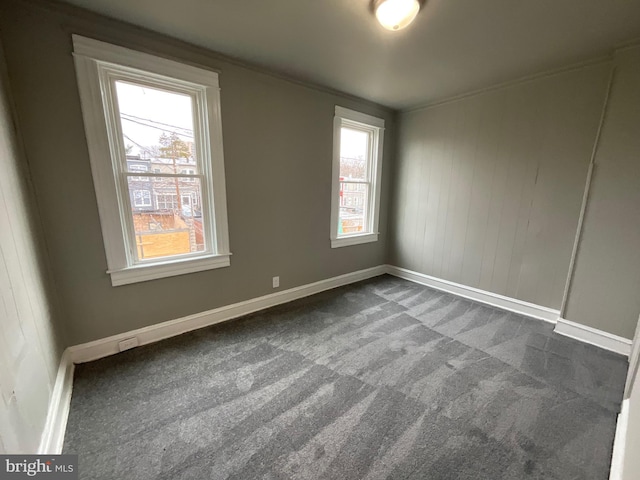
top-left (338, 182), bottom-right (368, 235)
top-left (132, 189), bottom-right (152, 207)
top-left (115, 81), bottom-right (199, 174)
top-left (117, 82), bottom-right (206, 261)
top-left (127, 176), bottom-right (206, 260)
top-left (339, 127), bottom-right (369, 181)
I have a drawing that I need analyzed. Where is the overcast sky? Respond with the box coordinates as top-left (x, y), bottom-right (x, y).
top-left (116, 81), bottom-right (194, 156)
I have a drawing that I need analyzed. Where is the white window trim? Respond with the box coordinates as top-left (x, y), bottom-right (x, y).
top-left (72, 35), bottom-right (231, 286)
top-left (330, 106), bottom-right (384, 248)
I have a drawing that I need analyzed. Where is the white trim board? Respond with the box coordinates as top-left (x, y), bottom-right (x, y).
top-left (68, 265), bottom-right (387, 364)
top-left (385, 265), bottom-right (560, 323)
top-left (385, 265), bottom-right (633, 356)
top-left (555, 318), bottom-right (632, 357)
top-left (609, 398), bottom-right (629, 480)
top-left (45, 263), bottom-right (630, 456)
top-left (38, 350), bottom-right (74, 454)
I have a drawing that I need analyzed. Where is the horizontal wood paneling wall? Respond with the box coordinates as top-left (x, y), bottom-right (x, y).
top-left (390, 63), bottom-right (611, 310)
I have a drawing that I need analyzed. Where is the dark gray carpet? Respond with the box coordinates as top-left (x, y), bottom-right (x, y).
top-left (64, 275), bottom-right (628, 479)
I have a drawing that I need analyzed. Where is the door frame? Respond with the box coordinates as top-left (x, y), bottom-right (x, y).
top-left (624, 315), bottom-right (640, 398)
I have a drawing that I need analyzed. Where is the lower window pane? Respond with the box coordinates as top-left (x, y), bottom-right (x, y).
top-left (338, 182), bottom-right (368, 235)
top-left (127, 176), bottom-right (206, 260)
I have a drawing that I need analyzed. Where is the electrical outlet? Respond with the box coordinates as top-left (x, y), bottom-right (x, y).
top-left (118, 337), bottom-right (139, 352)
top-left (272, 276), bottom-right (280, 288)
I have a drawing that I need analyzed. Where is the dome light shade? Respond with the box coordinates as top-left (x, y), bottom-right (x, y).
top-left (375, 0), bottom-right (421, 31)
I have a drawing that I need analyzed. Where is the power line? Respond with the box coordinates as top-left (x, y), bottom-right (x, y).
top-left (120, 112), bottom-right (193, 134)
top-left (121, 112), bottom-right (192, 131)
top-left (121, 116), bottom-right (194, 139)
top-left (123, 134), bottom-right (156, 156)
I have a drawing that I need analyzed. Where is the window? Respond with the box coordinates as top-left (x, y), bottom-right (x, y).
top-left (330, 106), bottom-right (384, 248)
top-left (181, 168), bottom-right (196, 181)
top-left (133, 190), bottom-right (152, 207)
top-left (73, 36), bottom-right (230, 286)
top-left (156, 193), bottom-right (178, 210)
top-left (129, 164), bottom-right (149, 181)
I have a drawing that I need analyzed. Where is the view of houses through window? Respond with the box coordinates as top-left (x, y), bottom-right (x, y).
top-left (338, 127), bottom-right (369, 234)
top-left (116, 81), bottom-right (205, 260)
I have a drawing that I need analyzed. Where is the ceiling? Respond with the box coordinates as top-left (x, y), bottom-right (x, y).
top-left (61, 0), bottom-right (640, 110)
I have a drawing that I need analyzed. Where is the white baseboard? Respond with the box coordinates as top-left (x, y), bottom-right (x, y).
top-left (555, 318), bottom-right (632, 356)
top-left (38, 350), bottom-right (74, 454)
top-left (68, 265), bottom-right (387, 364)
top-left (385, 265), bottom-right (560, 324)
top-left (43, 263), bottom-right (632, 458)
top-left (609, 398), bottom-right (629, 480)
top-left (384, 265), bottom-right (633, 356)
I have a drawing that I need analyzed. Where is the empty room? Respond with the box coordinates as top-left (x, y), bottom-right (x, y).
top-left (2, 0), bottom-right (640, 478)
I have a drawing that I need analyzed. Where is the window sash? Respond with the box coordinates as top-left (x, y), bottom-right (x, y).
top-left (330, 106), bottom-right (384, 248)
top-left (125, 172), bottom-right (203, 180)
top-left (338, 180), bottom-right (370, 185)
top-left (337, 122), bottom-right (377, 238)
top-left (101, 73), bottom-right (216, 265)
top-left (129, 165), bottom-right (149, 179)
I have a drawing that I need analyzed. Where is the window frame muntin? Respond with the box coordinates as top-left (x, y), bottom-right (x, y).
top-left (73, 35), bottom-right (230, 286)
top-left (330, 106), bottom-right (384, 249)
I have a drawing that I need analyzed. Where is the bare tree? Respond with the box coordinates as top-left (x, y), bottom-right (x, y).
top-left (158, 132), bottom-right (191, 211)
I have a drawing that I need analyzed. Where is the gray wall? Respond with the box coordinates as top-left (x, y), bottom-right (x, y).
top-left (0, 0), bottom-right (395, 345)
top-left (390, 63), bottom-right (610, 310)
top-left (0, 38), bottom-right (63, 453)
top-left (564, 47), bottom-right (640, 339)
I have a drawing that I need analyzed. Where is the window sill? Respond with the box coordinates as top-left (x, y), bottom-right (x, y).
top-left (108, 254), bottom-right (231, 286)
top-left (331, 233), bottom-right (379, 249)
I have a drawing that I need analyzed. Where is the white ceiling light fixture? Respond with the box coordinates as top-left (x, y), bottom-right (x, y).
top-left (374, 0), bottom-right (422, 31)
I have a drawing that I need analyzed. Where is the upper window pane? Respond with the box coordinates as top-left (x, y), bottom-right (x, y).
top-left (339, 127), bottom-right (369, 181)
top-left (115, 81), bottom-right (198, 169)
